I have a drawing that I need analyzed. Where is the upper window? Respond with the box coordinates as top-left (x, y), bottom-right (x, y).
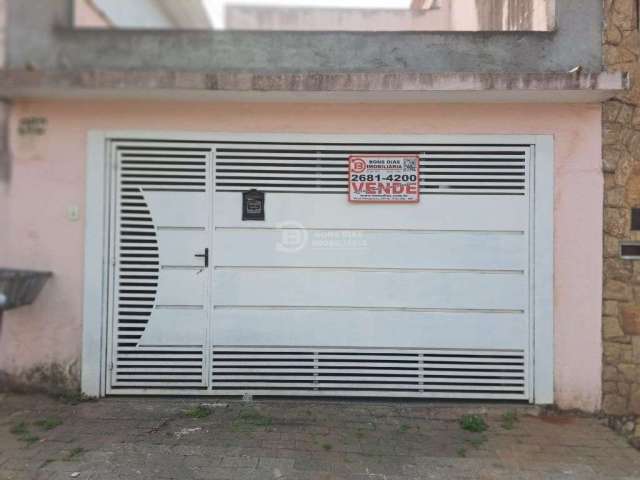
top-left (74, 0), bottom-right (556, 32)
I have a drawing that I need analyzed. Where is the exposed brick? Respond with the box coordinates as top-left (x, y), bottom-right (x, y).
top-left (619, 381), bottom-right (632, 396)
top-left (614, 151), bottom-right (634, 186)
top-left (632, 336), bottom-right (640, 362)
top-left (604, 207), bottom-right (629, 237)
top-left (603, 365), bottom-right (620, 381)
top-left (625, 168), bottom-right (640, 206)
top-left (604, 122), bottom-right (623, 145)
top-left (604, 279), bottom-right (632, 301)
top-left (621, 305), bottom-right (640, 335)
top-left (606, 22), bottom-right (624, 45)
top-left (619, 103), bottom-right (636, 123)
top-left (604, 318), bottom-right (626, 341)
top-left (604, 102), bottom-right (623, 122)
top-left (611, 0), bottom-right (636, 29)
top-left (629, 387), bottom-right (640, 415)
top-left (618, 363), bottom-right (637, 381)
top-left (606, 187), bottom-right (626, 207)
top-left (604, 300), bottom-right (620, 316)
top-left (604, 341), bottom-right (627, 363)
top-left (605, 234), bottom-right (621, 258)
top-left (605, 258), bottom-right (634, 281)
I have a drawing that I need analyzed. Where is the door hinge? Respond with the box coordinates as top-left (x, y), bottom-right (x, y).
top-left (109, 362), bottom-right (114, 371)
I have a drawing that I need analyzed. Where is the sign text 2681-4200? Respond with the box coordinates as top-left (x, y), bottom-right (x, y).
top-left (348, 155), bottom-right (420, 203)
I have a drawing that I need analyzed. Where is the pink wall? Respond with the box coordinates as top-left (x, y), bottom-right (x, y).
top-left (0, 100), bottom-right (603, 410)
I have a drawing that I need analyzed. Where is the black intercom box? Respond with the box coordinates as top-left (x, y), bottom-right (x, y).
top-left (242, 189), bottom-right (265, 221)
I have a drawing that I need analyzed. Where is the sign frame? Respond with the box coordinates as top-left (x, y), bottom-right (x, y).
top-left (348, 154), bottom-right (421, 204)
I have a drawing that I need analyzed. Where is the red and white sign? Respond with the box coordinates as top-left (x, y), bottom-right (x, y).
top-left (348, 155), bottom-right (420, 203)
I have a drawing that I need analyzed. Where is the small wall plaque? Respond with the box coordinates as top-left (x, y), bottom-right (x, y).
top-left (242, 189), bottom-right (265, 221)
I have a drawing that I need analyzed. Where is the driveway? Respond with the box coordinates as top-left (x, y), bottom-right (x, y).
top-left (0, 394), bottom-right (638, 479)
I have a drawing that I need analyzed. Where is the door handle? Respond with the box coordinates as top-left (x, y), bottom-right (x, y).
top-left (195, 248), bottom-right (209, 268)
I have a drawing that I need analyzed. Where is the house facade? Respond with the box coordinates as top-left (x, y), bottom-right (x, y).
top-left (0, 0), bottom-right (629, 412)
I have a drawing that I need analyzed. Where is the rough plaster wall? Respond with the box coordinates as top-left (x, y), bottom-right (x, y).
top-left (0, 102), bottom-right (9, 184)
top-left (6, 0), bottom-right (601, 73)
top-left (0, 101), bottom-right (81, 394)
top-left (0, 1), bottom-right (8, 184)
top-left (0, 0), bottom-right (6, 67)
top-left (5, 0), bottom-right (71, 69)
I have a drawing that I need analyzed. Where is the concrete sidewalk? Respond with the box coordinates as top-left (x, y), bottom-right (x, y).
top-left (0, 394), bottom-right (639, 480)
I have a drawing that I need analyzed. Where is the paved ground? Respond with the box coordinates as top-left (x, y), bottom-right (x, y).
top-left (0, 394), bottom-right (639, 480)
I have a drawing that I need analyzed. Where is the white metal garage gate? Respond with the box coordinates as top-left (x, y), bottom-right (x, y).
top-left (88, 134), bottom-right (553, 402)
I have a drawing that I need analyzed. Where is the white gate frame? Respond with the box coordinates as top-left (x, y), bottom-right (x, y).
top-left (81, 132), bottom-right (554, 403)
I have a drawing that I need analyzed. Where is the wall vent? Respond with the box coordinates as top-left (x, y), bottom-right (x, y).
top-left (211, 347), bottom-right (527, 399)
top-left (215, 143), bottom-right (527, 195)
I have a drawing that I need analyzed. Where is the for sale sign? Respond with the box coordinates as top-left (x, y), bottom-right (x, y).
top-left (348, 155), bottom-right (420, 203)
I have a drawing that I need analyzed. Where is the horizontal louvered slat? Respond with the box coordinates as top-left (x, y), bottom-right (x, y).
top-left (214, 186), bottom-right (525, 194)
top-left (120, 368), bottom-right (203, 373)
top-left (210, 382), bottom-right (522, 391)
top-left (117, 374), bottom-right (202, 380)
top-left (118, 354), bottom-right (203, 360)
top-left (217, 165), bottom-right (525, 171)
top-left (115, 383), bottom-right (205, 388)
top-left (214, 143), bottom-right (527, 152)
top-left (200, 390), bottom-right (527, 399)
top-left (212, 375), bottom-right (524, 384)
top-left (212, 346), bottom-right (523, 355)
top-left (121, 170), bottom-right (205, 176)
top-left (216, 173), bottom-right (525, 181)
top-left (214, 187), bottom-right (349, 193)
top-left (214, 362), bottom-right (523, 370)
top-left (121, 165), bottom-right (207, 170)
top-left (212, 367), bottom-right (523, 376)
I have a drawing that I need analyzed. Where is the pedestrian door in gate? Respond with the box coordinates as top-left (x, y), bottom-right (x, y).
top-left (107, 143), bottom-right (212, 391)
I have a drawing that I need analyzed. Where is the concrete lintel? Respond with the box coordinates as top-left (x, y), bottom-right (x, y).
top-left (0, 70), bottom-right (628, 103)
